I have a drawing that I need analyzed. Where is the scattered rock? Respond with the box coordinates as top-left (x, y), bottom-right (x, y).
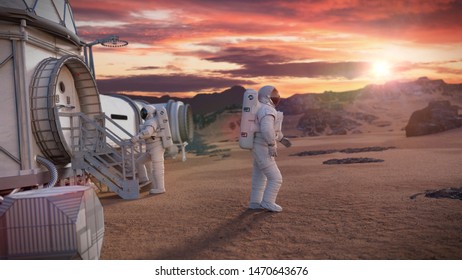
top-left (291, 146), bottom-right (395, 157)
top-left (323, 158), bottom-right (384, 164)
top-left (372, 120), bottom-right (392, 127)
top-left (347, 112), bottom-right (379, 124)
top-left (405, 100), bottom-right (462, 137)
top-left (410, 187), bottom-right (462, 201)
top-left (296, 109), bottom-right (361, 136)
top-left (339, 146), bottom-right (396, 153)
top-left (292, 149), bottom-right (338, 156)
top-left (425, 188), bottom-right (462, 200)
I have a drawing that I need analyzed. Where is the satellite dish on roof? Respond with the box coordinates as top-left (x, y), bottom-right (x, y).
top-left (100, 35), bottom-right (129, 48)
top-left (84, 35), bottom-right (129, 76)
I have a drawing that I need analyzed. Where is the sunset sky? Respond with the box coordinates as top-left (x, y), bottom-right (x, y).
top-left (71, 0), bottom-right (462, 98)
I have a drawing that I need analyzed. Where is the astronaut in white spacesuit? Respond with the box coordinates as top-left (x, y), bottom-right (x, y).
top-left (131, 105), bottom-right (166, 194)
top-left (249, 85), bottom-right (291, 212)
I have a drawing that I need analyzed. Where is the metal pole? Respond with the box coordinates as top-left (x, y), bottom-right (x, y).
top-left (89, 45), bottom-right (95, 77)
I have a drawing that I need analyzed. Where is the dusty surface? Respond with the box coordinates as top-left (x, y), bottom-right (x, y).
top-left (98, 128), bottom-right (462, 260)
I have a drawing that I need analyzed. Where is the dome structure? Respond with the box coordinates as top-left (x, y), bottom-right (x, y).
top-left (0, 0), bottom-right (80, 45)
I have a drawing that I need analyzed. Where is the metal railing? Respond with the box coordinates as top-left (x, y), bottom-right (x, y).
top-left (59, 112), bottom-right (144, 199)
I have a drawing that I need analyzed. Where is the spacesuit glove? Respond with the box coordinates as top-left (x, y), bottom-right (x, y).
top-left (279, 137), bottom-right (292, 148)
top-left (130, 135), bottom-right (140, 143)
top-left (268, 144), bottom-right (278, 157)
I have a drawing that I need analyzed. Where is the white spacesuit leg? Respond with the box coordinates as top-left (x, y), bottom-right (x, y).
top-left (249, 158), bottom-right (266, 209)
top-left (260, 163), bottom-right (283, 212)
top-left (135, 152), bottom-right (152, 184)
top-left (149, 140), bottom-right (166, 194)
top-left (144, 161), bottom-right (153, 184)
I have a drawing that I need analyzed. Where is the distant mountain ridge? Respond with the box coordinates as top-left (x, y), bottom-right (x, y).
top-left (115, 77), bottom-right (462, 117)
top-left (279, 77), bottom-right (462, 115)
top-left (282, 77), bottom-right (462, 136)
top-left (114, 85), bottom-right (246, 115)
top-left (112, 77), bottom-right (462, 140)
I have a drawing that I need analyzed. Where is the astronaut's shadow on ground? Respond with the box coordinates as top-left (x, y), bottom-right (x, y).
top-left (148, 209), bottom-right (274, 259)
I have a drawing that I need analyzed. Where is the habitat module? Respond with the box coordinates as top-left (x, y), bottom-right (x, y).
top-left (0, 0), bottom-right (193, 259)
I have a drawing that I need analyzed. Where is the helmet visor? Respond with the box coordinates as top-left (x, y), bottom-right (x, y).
top-left (140, 108), bottom-right (148, 120)
top-left (270, 88), bottom-right (281, 106)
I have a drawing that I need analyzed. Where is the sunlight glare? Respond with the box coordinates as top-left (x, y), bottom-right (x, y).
top-left (372, 61), bottom-right (391, 78)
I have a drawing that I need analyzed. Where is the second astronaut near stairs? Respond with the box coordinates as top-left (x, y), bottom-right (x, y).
top-left (131, 105), bottom-right (167, 195)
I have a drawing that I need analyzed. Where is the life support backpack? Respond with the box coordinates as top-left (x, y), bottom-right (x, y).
top-left (155, 106), bottom-right (174, 149)
top-left (239, 89), bottom-right (260, 149)
top-left (239, 89), bottom-right (284, 149)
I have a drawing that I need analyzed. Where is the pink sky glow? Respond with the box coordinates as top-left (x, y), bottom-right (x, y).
top-left (71, 0), bottom-right (462, 98)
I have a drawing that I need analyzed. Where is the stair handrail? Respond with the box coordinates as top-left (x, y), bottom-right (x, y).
top-left (101, 113), bottom-right (135, 141)
top-left (59, 112), bottom-right (144, 180)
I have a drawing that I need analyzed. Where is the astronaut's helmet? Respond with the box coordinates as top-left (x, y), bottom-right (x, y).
top-left (140, 105), bottom-right (156, 120)
top-left (258, 85), bottom-right (281, 106)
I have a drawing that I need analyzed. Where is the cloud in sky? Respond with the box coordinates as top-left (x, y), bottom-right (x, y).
top-left (71, 0), bottom-right (462, 97)
top-left (96, 74), bottom-right (256, 94)
top-left (204, 47), bottom-right (369, 79)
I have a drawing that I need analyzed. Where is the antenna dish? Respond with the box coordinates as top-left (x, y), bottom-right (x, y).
top-left (84, 35), bottom-right (129, 76)
top-left (101, 36), bottom-right (129, 48)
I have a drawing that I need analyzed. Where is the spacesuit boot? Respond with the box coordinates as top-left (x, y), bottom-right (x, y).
top-left (260, 164), bottom-right (283, 212)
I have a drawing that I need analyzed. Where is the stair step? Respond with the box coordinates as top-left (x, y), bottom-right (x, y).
top-left (67, 111), bottom-right (141, 199)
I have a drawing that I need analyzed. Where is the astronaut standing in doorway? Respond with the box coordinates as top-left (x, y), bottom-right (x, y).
top-left (131, 105), bottom-right (166, 194)
top-left (249, 85), bottom-right (291, 212)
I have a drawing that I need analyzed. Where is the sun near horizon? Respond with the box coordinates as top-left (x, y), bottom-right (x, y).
top-left (372, 61), bottom-right (392, 79)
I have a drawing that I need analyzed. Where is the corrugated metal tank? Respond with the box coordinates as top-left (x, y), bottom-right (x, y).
top-left (0, 186), bottom-right (104, 259)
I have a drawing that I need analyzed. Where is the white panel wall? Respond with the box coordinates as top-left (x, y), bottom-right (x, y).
top-left (0, 28), bottom-right (20, 174)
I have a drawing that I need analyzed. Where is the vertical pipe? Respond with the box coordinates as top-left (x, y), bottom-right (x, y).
top-left (89, 45), bottom-right (95, 77)
top-left (13, 19), bottom-right (34, 170)
top-left (20, 20), bottom-right (34, 170)
top-left (11, 41), bottom-right (22, 165)
top-left (83, 45), bottom-right (88, 67)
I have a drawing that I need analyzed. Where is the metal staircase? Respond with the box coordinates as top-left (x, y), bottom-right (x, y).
top-left (59, 112), bottom-right (144, 199)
